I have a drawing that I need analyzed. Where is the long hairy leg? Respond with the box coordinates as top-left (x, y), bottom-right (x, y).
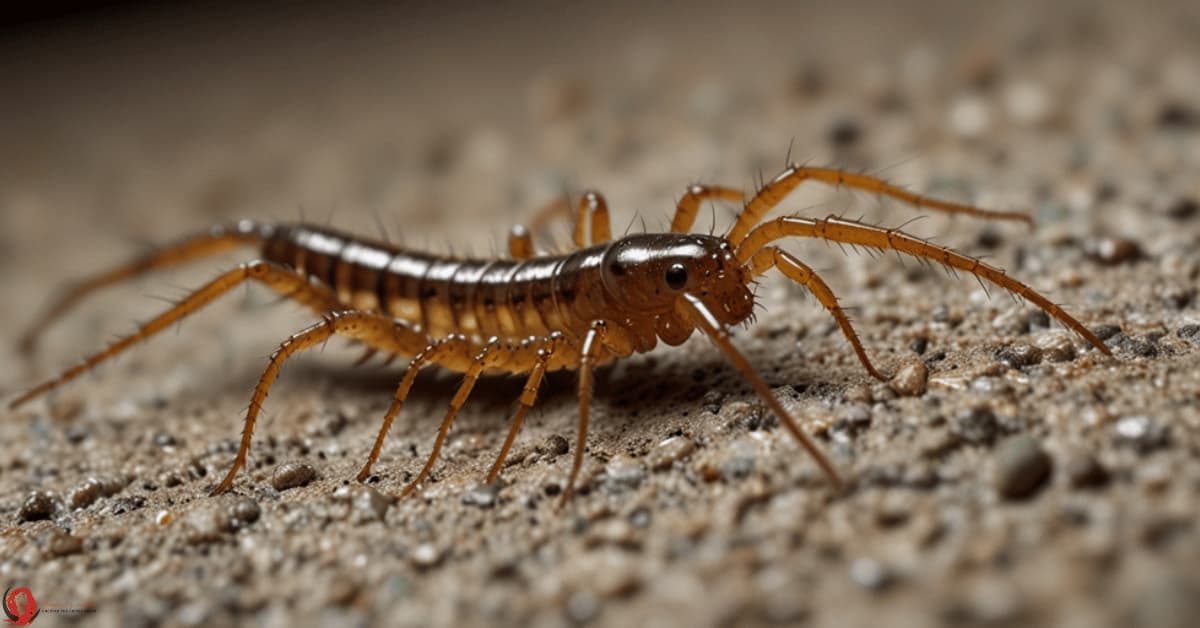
top-left (736, 215), bottom-right (1112, 355)
top-left (355, 334), bottom-right (477, 481)
top-left (399, 338), bottom-right (507, 498)
top-left (559, 321), bottom-right (607, 506)
top-left (726, 165), bottom-right (1032, 247)
top-left (669, 184), bottom-right (745, 233)
top-left (484, 332), bottom-right (569, 483)
top-left (681, 294), bottom-right (843, 488)
top-left (747, 247), bottom-right (887, 380)
top-left (211, 310), bottom-right (431, 495)
top-left (10, 260), bottom-right (347, 409)
top-left (18, 221), bottom-right (268, 356)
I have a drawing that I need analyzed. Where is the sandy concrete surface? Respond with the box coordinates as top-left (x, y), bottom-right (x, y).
top-left (2, 2), bottom-right (1199, 626)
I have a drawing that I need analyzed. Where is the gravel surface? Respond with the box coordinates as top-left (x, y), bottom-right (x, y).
top-left (2, 2), bottom-right (1199, 627)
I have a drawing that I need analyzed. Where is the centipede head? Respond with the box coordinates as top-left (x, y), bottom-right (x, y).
top-left (601, 234), bottom-right (754, 344)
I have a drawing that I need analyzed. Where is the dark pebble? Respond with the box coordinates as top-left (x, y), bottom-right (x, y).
top-left (994, 435), bottom-right (1052, 500)
top-left (224, 498), bottom-right (261, 531)
top-left (1093, 324), bottom-right (1123, 341)
top-left (909, 336), bottom-right (929, 355)
top-left (1157, 102), bottom-right (1198, 129)
top-left (827, 118), bottom-right (862, 147)
top-left (1065, 453), bottom-right (1110, 489)
top-left (1163, 197), bottom-right (1197, 220)
top-left (996, 343), bottom-right (1043, 368)
top-left (952, 407), bottom-right (1000, 445)
top-left (1179, 324), bottom-right (1200, 346)
top-left (1112, 416), bottom-right (1170, 453)
top-left (975, 228), bottom-right (1004, 250)
top-left (1116, 334), bottom-right (1159, 359)
top-left (18, 491), bottom-right (57, 522)
top-left (272, 462), bottom-right (317, 491)
top-left (536, 434), bottom-right (570, 458)
top-left (1026, 310), bottom-right (1051, 330)
top-left (1086, 238), bottom-right (1143, 265)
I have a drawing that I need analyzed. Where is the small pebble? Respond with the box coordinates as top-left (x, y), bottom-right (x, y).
top-left (1178, 324), bottom-right (1200, 347)
top-left (1004, 81), bottom-right (1054, 126)
top-left (1087, 237), bottom-right (1143, 265)
top-left (842, 384), bottom-right (874, 404)
top-left (461, 482), bottom-right (500, 508)
top-left (1115, 334), bottom-right (1159, 359)
top-left (720, 399), bottom-right (768, 431)
top-left (44, 531), bottom-right (85, 558)
top-left (648, 436), bottom-right (695, 471)
top-left (18, 491), bottom-right (57, 522)
top-left (1035, 333), bottom-right (1077, 362)
top-left (951, 407), bottom-right (1000, 445)
top-left (1093, 324), bottom-right (1123, 341)
top-left (991, 308), bottom-right (1031, 335)
top-left (827, 118), bottom-right (862, 147)
top-left (332, 485), bottom-right (392, 523)
top-left (409, 543), bottom-right (442, 569)
top-left (223, 497), bottom-right (261, 531)
top-left (69, 475), bottom-right (126, 510)
top-left (1112, 416), bottom-right (1170, 453)
top-left (719, 439), bottom-right (759, 481)
top-left (1064, 452), bottom-right (1110, 489)
top-left (849, 558), bottom-right (894, 591)
top-left (1159, 286), bottom-right (1193, 310)
top-left (949, 96), bottom-right (991, 139)
top-left (566, 590), bottom-right (600, 623)
top-left (1163, 196), bottom-right (1197, 221)
top-left (993, 435), bottom-right (1052, 500)
top-left (995, 343), bottom-right (1043, 368)
top-left (185, 507), bottom-right (223, 544)
top-left (352, 486), bottom-right (391, 523)
top-left (889, 359), bottom-right (928, 397)
top-left (536, 434), bottom-right (570, 458)
top-left (272, 462), bottom-right (317, 491)
top-left (604, 456), bottom-right (646, 492)
top-left (833, 404), bottom-right (872, 437)
top-left (1157, 102), bottom-right (1198, 129)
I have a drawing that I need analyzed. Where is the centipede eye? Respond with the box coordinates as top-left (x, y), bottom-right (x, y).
top-left (664, 263), bottom-right (689, 290)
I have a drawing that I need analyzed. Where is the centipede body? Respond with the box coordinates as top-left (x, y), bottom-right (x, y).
top-left (9, 165), bottom-right (1113, 505)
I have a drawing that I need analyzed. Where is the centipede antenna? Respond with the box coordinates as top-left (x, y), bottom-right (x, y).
top-left (682, 294), bottom-right (842, 489)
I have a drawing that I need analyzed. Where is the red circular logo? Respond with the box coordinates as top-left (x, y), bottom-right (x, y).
top-left (3, 587), bottom-right (39, 626)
